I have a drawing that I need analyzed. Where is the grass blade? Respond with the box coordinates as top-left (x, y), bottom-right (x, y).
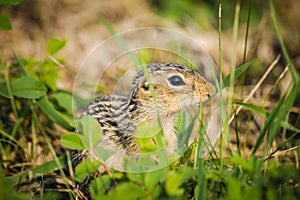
top-left (11, 48), bottom-right (29, 77)
top-left (269, 0), bottom-right (299, 84)
top-left (223, 60), bottom-right (253, 87)
top-left (4, 155), bottom-right (67, 183)
top-left (251, 96), bottom-right (283, 155)
top-left (234, 101), bottom-right (300, 133)
top-left (37, 96), bottom-right (75, 131)
top-left (195, 103), bottom-right (207, 200)
top-left (243, 5), bottom-right (251, 64)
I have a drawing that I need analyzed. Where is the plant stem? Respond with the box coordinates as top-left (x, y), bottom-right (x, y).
top-left (218, 2), bottom-right (223, 167)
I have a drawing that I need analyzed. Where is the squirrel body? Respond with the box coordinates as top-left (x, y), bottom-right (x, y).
top-left (81, 63), bottom-right (215, 170)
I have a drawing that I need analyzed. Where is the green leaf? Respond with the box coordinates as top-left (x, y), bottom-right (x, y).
top-left (226, 177), bottom-right (243, 199)
top-left (89, 175), bottom-right (112, 199)
top-left (61, 133), bottom-right (87, 150)
top-left (78, 115), bottom-right (102, 148)
top-left (47, 37), bottom-right (66, 55)
top-left (37, 96), bottom-right (75, 131)
top-left (0, 175), bottom-right (28, 200)
top-left (243, 186), bottom-right (262, 200)
top-left (135, 122), bottom-right (162, 138)
top-left (229, 156), bottom-right (253, 172)
top-left (40, 60), bottom-right (60, 90)
top-left (0, 14), bottom-right (12, 30)
top-left (52, 91), bottom-right (73, 110)
top-left (223, 60), bottom-right (253, 87)
top-left (75, 158), bottom-right (101, 182)
top-left (0, 0), bottom-right (23, 5)
top-left (0, 82), bottom-right (9, 98)
top-left (144, 167), bottom-right (168, 192)
top-left (165, 167), bottom-right (194, 196)
top-left (11, 76), bottom-right (46, 98)
top-left (107, 182), bottom-right (147, 199)
top-left (165, 172), bottom-right (184, 196)
top-left (126, 173), bottom-right (144, 185)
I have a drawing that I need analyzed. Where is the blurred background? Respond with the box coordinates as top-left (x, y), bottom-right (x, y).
top-left (1, 0), bottom-right (299, 76)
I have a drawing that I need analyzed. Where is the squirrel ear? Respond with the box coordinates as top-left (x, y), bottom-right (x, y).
top-left (141, 81), bottom-right (149, 91)
top-left (138, 77), bottom-right (151, 98)
top-left (138, 77), bottom-right (150, 91)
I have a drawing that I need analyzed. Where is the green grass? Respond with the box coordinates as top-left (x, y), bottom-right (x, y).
top-left (1, 0), bottom-right (300, 199)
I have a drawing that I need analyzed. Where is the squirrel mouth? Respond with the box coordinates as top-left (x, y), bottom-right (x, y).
top-left (178, 98), bottom-right (201, 109)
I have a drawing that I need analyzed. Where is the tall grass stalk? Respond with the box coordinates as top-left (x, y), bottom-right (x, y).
top-left (218, 2), bottom-right (232, 161)
top-left (238, 5), bottom-right (252, 153)
top-left (217, 3), bottom-right (224, 167)
top-left (195, 103), bottom-right (207, 200)
top-left (228, 0), bottom-right (241, 156)
top-left (1, 54), bottom-right (18, 119)
top-left (229, 0), bottom-right (240, 95)
top-left (242, 6), bottom-right (251, 64)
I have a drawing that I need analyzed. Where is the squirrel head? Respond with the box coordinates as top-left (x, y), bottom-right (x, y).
top-left (130, 63), bottom-right (215, 114)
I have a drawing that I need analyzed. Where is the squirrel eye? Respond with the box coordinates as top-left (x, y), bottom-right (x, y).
top-left (168, 75), bottom-right (185, 86)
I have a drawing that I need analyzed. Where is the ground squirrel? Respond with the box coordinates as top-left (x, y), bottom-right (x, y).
top-left (81, 63), bottom-right (215, 170)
